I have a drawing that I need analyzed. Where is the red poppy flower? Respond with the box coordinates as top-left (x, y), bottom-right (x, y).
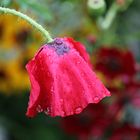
top-left (26, 37), bottom-right (110, 117)
top-left (94, 47), bottom-right (136, 79)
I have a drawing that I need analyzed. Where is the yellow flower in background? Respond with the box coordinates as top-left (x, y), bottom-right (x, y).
top-left (0, 62), bottom-right (11, 93)
top-left (9, 45), bottom-right (38, 92)
top-left (0, 14), bottom-right (42, 94)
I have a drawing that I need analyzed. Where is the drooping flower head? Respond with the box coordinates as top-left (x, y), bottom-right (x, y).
top-left (26, 37), bottom-right (110, 117)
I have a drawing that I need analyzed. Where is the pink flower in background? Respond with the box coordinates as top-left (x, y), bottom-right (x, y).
top-left (26, 37), bottom-right (110, 118)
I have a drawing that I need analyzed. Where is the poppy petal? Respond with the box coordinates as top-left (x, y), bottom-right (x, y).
top-left (26, 37), bottom-right (110, 118)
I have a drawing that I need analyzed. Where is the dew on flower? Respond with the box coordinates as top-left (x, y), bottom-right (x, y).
top-left (94, 96), bottom-right (100, 102)
top-left (75, 107), bottom-right (82, 114)
top-left (50, 87), bottom-right (54, 93)
top-left (60, 99), bottom-right (64, 103)
top-left (77, 61), bottom-right (81, 64)
top-left (61, 111), bottom-right (65, 116)
top-left (47, 72), bottom-right (51, 77)
top-left (44, 107), bottom-right (51, 115)
top-left (25, 37), bottom-right (110, 118)
top-left (82, 90), bottom-right (86, 95)
top-left (36, 105), bottom-right (43, 113)
top-left (1, 1), bottom-right (140, 140)
top-left (88, 84), bottom-right (92, 89)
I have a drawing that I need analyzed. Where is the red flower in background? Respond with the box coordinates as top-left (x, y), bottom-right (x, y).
top-left (26, 38), bottom-right (110, 118)
top-left (61, 101), bottom-right (123, 140)
top-left (94, 47), bottom-right (136, 79)
top-left (122, 81), bottom-right (140, 107)
top-left (61, 104), bottom-right (106, 136)
top-left (109, 125), bottom-right (140, 140)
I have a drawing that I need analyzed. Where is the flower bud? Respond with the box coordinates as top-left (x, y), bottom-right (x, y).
top-left (87, 0), bottom-right (106, 17)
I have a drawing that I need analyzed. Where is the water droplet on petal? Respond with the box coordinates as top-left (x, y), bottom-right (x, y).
top-left (47, 72), bottom-right (51, 77)
top-left (61, 111), bottom-right (65, 116)
top-left (36, 105), bottom-right (43, 113)
top-left (75, 107), bottom-right (82, 114)
top-left (94, 96), bottom-right (100, 102)
top-left (51, 87), bottom-right (54, 94)
top-left (82, 90), bottom-right (86, 95)
top-left (60, 99), bottom-right (63, 103)
top-left (77, 61), bottom-right (81, 64)
top-left (44, 107), bottom-right (50, 115)
top-left (88, 84), bottom-right (92, 88)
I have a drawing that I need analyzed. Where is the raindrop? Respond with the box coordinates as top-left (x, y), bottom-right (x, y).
top-left (50, 87), bottom-right (54, 94)
top-left (88, 84), bottom-right (92, 88)
top-left (70, 111), bottom-right (73, 115)
top-left (77, 61), bottom-right (81, 64)
top-left (47, 72), bottom-right (51, 77)
top-left (82, 90), bottom-right (86, 95)
top-left (36, 105), bottom-right (43, 113)
top-left (94, 96), bottom-right (99, 102)
top-left (61, 111), bottom-right (65, 116)
top-left (75, 107), bottom-right (82, 114)
top-left (44, 107), bottom-right (50, 115)
top-left (60, 99), bottom-right (63, 103)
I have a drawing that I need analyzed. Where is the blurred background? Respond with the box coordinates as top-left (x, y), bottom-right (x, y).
top-left (0, 0), bottom-right (140, 140)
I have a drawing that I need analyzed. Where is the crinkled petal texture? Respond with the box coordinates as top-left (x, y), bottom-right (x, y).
top-left (26, 37), bottom-right (110, 117)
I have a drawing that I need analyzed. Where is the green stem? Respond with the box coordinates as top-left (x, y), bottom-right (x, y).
top-left (0, 7), bottom-right (53, 42)
top-left (98, 2), bottom-right (119, 30)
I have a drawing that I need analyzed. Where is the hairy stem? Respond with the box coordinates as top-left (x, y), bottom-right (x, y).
top-left (0, 7), bottom-right (53, 42)
top-left (98, 2), bottom-right (119, 30)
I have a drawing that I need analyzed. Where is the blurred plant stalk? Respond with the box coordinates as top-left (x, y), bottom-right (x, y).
top-left (88, 0), bottom-right (134, 30)
top-left (99, 0), bottom-right (133, 30)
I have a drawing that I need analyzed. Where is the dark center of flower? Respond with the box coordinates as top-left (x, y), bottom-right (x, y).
top-left (105, 58), bottom-right (122, 72)
top-left (14, 28), bottom-right (31, 44)
top-left (0, 23), bottom-right (4, 39)
top-left (47, 38), bottom-right (70, 55)
top-left (0, 69), bottom-right (7, 79)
